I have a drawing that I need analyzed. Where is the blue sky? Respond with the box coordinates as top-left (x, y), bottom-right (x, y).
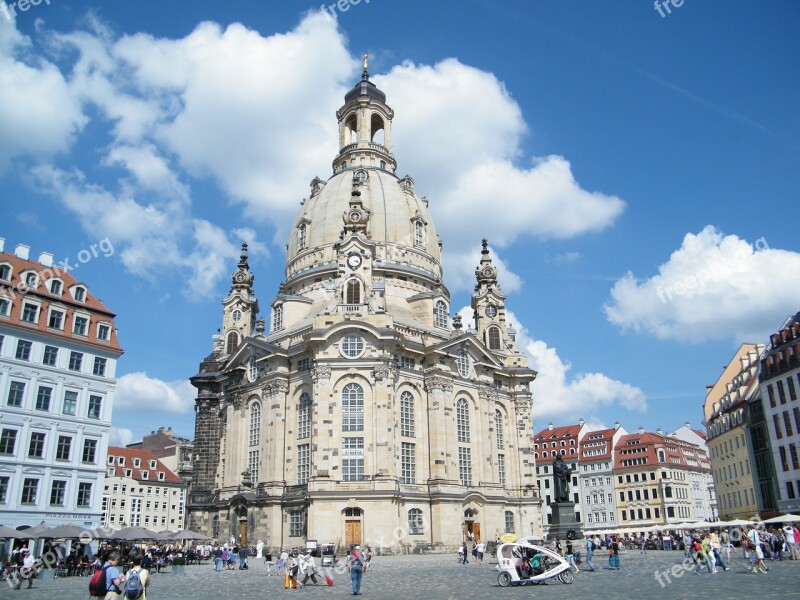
top-left (2, 0), bottom-right (798, 446)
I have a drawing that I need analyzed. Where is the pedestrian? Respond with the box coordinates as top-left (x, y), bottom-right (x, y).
top-left (457, 544), bottom-right (465, 564)
top-left (460, 542), bottom-right (468, 565)
top-left (299, 550), bottom-right (319, 586)
top-left (476, 540), bottom-right (485, 564)
top-left (471, 542), bottom-right (478, 565)
top-left (265, 550), bottom-right (274, 576)
top-left (238, 545), bottom-right (248, 570)
top-left (101, 551), bottom-right (126, 599)
top-left (279, 549), bottom-right (289, 574)
top-left (364, 546), bottom-right (373, 572)
top-left (584, 537), bottom-right (595, 572)
top-left (124, 552), bottom-right (150, 600)
top-left (610, 538), bottom-right (620, 569)
top-left (14, 549), bottom-right (35, 590)
top-left (285, 551), bottom-right (299, 590)
top-left (565, 540), bottom-right (579, 573)
top-left (213, 545), bottom-right (223, 572)
top-left (347, 545), bottom-right (366, 595)
top-left (784, 524), bottom-right (800, 560)
top-left (708, 531), bottom-right (728, 571)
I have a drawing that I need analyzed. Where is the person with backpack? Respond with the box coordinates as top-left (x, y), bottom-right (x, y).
top-left (347, 545), bottom-right (366, 595)
top-left (584, 537), bottom-right (595, 572)
top-left (89, 551), bottom-right (126, 599)
top-left (123, 553), bottom-right (149, 600)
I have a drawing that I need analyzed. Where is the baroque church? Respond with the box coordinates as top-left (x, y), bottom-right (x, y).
top-left (187, 59), bottom-right (543, 551)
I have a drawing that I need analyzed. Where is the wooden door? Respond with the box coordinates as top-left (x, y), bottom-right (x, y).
top-left (473, 522), bottom-right (481, 542)
top-left (345, 520), bottom-right (362, 546)
top-left (239, 521), bottom-right (248, 546)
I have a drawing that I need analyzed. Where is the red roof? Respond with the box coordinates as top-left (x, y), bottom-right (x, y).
top-left (534, 424), bottom-right (581, 442)
top-left (579, 427), bottom-right (616, 462)
top-left (0, 250), bottom-right (122, 353)
top-left (613, 432), bottom-right (710, 472)
top-left (107, 446), bottom-right (183, 484)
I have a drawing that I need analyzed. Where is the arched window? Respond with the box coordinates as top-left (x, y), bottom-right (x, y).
top-left (495, 410), bottom-right (504, 450)
top-left (400, 391), bottom-right (415, 437)
top-left (504, 511), bottom-right (515, 534)
top-left (298, 223), bottom-right (307, 251)
top-left (346, 279), bottom-right (361, 305)
top-left (298, 392), bottom-right (311, 439)
top-left (456, 350), bottom-right (470, 378)
top-left (457, 398), bottom-right (470, 443)
top-left (226, 331), bottom-right (239, 354)
top-left (370, 114), bottom-right (385, 144)
top-left (434, 301), bottom-right (447, 328)
top-left (487, 327), bottom-right (501, 350)
top-left (414, 221), bottom-right (424, 247)
top-left (408, 508), bottom-right (424, 535)
top-left (249, 402), bottom-right (261, 446)
top-left (342, 383), bottom-right (364, 431)
top-left (273, 304), bottom-right (283, 331)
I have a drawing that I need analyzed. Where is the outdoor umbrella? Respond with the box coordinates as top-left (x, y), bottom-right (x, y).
top-left (17, 524), bottom-right (52, 539)
top-left (169, 529), bottom-right (208, 541)
top-left (111, 527), bottom-right (166, 541)
top-left (0, 525), bottom-right (26, 539)
top-left (761, 513), bottom-right (800, 524)
top-left (44, 524), bottom-right (90, 539)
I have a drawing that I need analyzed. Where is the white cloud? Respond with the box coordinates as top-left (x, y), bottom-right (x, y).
top-left (109, 427), bottom-right (135, 447)
top-left (604, 226), bottom-right (800, 342)
top-left (115, 372), bottom-right (195, 414)
top-left (457, 307), bottom-right (647, 423)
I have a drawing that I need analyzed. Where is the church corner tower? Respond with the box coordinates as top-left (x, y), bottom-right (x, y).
top-left (187, 58), bottom-right (543, 550)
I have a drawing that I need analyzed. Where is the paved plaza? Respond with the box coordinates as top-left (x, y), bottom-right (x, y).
top-left (5, 549), bottom-right (800, 599)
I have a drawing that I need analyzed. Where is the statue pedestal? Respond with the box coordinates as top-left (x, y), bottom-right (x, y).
top-left (548, 501), bottom-right (583, 541)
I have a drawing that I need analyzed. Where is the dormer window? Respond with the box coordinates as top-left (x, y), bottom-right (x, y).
top-left (49, 279), bottom-right (62, 295)
top-left (21, 302), bottom-right (39, 324)
top-left (24, 272), bottom-right (37, 288)
top-left (158, 472), bottom-right (165, 481)
top-left (0, 296), bottom-right (9, 317)
top-left (73, 315), bottom-right (89, 336)
top-left (118, 457), bottom-right (125, 466)
top-left (133, 458), bottom-right (141, 468)
top-left (415, 221), bottom-right (424, 247)
top-left (141, 471), bottom-right (148, 480)
top-left (125, 469), bottom-right (132, 477)
top-left (73, 286), bottom-right (86, 302)
top-left (150, 460), bottom-right (156, 469)
top-left (0, 264), bottom-right (10, 282)
top-left (97, 323), bottom-right (111, 341)
top-left (108, 456), bottom-right (114, 464)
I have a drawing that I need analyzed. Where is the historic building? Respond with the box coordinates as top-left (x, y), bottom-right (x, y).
top-left (186, 62), bottom-right (542, 551)
top-left (102, 446), bottom-right (186, 532)
top-left (533, 421), bottom-right (590, 531)
top-left (669, 423), bottom-right (717, 522)
top-left (578, 423), bottom-right (626, 532)
top-left (758, 311), bottom-right (800, 513)
top-left (0, 239), bottom-right (122, 536)
top-left (704, 344), bottom-right (763, 520)
top-left (127, 427), bottom-right (194, 486)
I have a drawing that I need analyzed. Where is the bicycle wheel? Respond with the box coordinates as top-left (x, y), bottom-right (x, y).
top-left (497, 571), bottom-right (512, 587)
top-left (558, 569), bottom-right (574, 584)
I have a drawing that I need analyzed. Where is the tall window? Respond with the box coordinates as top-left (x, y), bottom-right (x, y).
top-left (8, 381), bottom-right (25, 406)
top-left (346, 279), bottom-right (361, 304)
top-left (298, 444), bottom-right (310, 484)
top-left (0, 476), bottom-right (8, 503)
top-left (48, 309), bottom-right (64, 329)
top-left (68, 351), bottom-right (83, 371)
top-left (63, 391), bottom-right (77, 415)
top-left (82, 439), bottom-right (97, 463)
top-left (21, 303), bottom-right (39, 323)
top-left (226, 331), bottom-right (239, 354)
top-left (28, 432), bottom-right (45, 458)
top-left (21, 478), bottom-right (38, 504)
top-left (0, 264), bottom-right (9, 280)
top-left (73, 315), bottom-right (89, 335)
top-left (505, 510), bottom-right (515, 534)
top-left (93, 357), bottom-right (107, 377)
top-left (77, 482), bottom-right (92, 508)
top-left (434, 301), bottom-right (447, 328)
top-left (498, 454), bottom-right (506, 485)
top-left (456, 350), bottom-right (470, 377)
top-left (342, 383), bottom-right (364, 431)
top-left (495, 410), bottom-right (504, 449)
top-left (408, 508), bottom-right (424, 534)
top-left (457, 398), bottom-right (470, 443)
top-left (249, 402), bottom-right (261, 446)
top-left (56, 435), bottom-right (72, 461)
top-left (88, 395), bottom-right (102, 419)
top-left (400, 391), bottom-right (415, 437)
top-left (342, 437), bottom-right (364, 481)
top-left (0, 298), bottom-right (9, 316)
top-left (289, 510), bottom-right (306, 537)
top-left (50, 480), bottom-right (66, 506)
top-left (414, 220), bottom-right (424, 247)
top-left (273, 304), bottom-right (284, 331)
top-left (401, 442), bottom-right (416, 484)
top-left (298, 223), bottom-right (307, 251)
top-left (0, 429), bottom-right (17, 454)
top-left (248, 450), bottom-right (260, 483)
top-left (458, 447), bottom-right (472, 486)
top-left (298, 393), bottom-right (311, 439)
top-left (15, 340), bottom-right (32, 360)
top-left (487, 327), bottom-right (501, 350)
top-left (49, 279), bottom-right (62, 295)
top-left (43, 345), bottom-right (58, 366)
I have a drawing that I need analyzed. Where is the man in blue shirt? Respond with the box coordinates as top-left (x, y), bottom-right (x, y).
top-left (103, 552), bottom-right (125, 599)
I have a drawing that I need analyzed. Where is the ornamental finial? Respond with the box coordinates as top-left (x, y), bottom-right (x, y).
top-left (481, 239), bottom-right (489, 255)
top-left (362, 53), bottom-right (369, 79)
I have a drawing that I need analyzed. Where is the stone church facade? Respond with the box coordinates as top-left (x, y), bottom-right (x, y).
top-left (187, 62), bottom-right (543, 552)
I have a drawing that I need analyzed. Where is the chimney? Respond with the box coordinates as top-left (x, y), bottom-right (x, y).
top-left (0, 238), bottom-right (4, 253)
top-left (38, 252), bottom-right (53, 268)
top-left (15, 244), bottom-right (30, 260)
top-left (656, 428), bottom-right (663, 436)
top-left (638, 426), bottom-right (644, 434)
top-left (578, 418), bottom-right (585, 428)
top-left (547, 422), bottom-right (554, 431)
top-left (614, 421), bottom-right (620, 430)
top-left (684, 421), bottom-right (690, 428)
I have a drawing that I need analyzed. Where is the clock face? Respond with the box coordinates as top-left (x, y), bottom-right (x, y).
top-left (347, 253), bottom-right (362, 268)
top-left (349, 210), bottom-right (361, 223)
top-left (482, 267), bottom-right (494, 278)
top-left (235, 272), bottom-right (246, 283)
top-left (485, 304), bottom-right (497, 318)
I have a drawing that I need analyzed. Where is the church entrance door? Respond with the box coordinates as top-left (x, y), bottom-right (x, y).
top-left (345, 520), bottom-right (361, 546)
top-left (464, 521), bottom-right (480, 542)
top-left (239, 520), bottom-right (248, 546)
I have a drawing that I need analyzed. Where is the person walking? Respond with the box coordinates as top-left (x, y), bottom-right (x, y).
top-left (584, 537), bottom-right (595, 572)
top-left (238, 545), bottom-right (248, 570)
top-left (279, 549), bottom-right (289, 574)
top-left (124, 553), bottom-right (150, 600)
top-left (265, 550), bottom-right (274, 576)
top-left (101, 551), bottom-right (126, 599)
top-left (565, 540), bottom-right (579, 573)
top-left (213, 545), bottom-right (223, 572)
top-left (347, 545), bottom-right (366, 595)
top-left (476, 540), bottom-right (485, 565)
top-left (460, 542), bottom-right (469, 565)
top-left (784, 524), bottom-right (800, 560)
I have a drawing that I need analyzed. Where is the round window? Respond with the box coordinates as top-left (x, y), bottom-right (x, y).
top-left (340, 334), bottom-right (366, 359)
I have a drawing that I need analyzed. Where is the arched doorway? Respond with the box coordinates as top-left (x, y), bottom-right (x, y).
top-left (464, 508), bottom-right (480, 542)
top-left (233, 502), bottom-right (248, 546)
top-left (343, 507), bottom-right (363, 546)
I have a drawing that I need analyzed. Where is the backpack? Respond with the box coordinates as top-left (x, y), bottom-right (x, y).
top-left (89, 565), bottom-right (109, 597)
top-left (124, 569), bottom-right (144, 599)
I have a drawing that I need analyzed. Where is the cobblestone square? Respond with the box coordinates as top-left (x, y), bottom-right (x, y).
top-left (6, 549), bottom-right (800, 600)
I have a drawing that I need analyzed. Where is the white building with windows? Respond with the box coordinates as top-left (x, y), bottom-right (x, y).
top-left (578, 423), bottom-right (627, 532)
top-left (102, 447), bottom-right (186, 532)
top-left (187, 64), bottom-right (542, 551)
top-left (0, 239), bottom-right (122, 534)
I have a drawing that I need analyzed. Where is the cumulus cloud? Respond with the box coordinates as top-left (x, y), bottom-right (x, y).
top-left (115, 372), bottom-right (195, 414)
top-left (604, 226), bottom-right (800, 342)
top-left (109, 427), bottom-right (135, 447)
top-left (457, 306), bottom-right (647, 423)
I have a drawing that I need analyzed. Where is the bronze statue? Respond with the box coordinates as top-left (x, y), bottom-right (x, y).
top-left (552, 455), bottom-right (571, 502)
